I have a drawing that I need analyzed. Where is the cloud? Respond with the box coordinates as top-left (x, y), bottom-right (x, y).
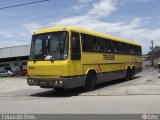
top-left (23, 23), bottom-right (43, 33)
top-left (74, 0), bottom-right (117, 18)
top-left (73, 0), bottom-right (92, 10)
top-left (87, 0), bottom-right (117, 18)
top-left (130, 17), bottom-right (142, 25)
top-left (23, 0), bottom-right (160, 54)
top-left (138, 0), bottom-right (154, 2)
top-left (78, 0), bottom-right (92, 3)
top-left (0, 31), bottom-right (14, 38)
top-left (0, 40), bottom-right (29, 48)
top-left (121, 0), bottom-right (154, 2)
top-left (0, 30), bottom-right (31, 48)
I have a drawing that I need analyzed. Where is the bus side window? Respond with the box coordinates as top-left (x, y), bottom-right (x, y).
top-left (106, 40), bottom-right (109, 52)
top-left (93, 37), bottom-right (97, 51)
top-left (109, 40), bottom-right (116, 53)
top-left (138, 46), bottom-right (142, 55)
top-left (115, 41), bottom-right (118, 53)
top-left (118, 42), bottom-right (124, 54)
top-left (99, 38), bottom-right (106, 52)
top-left (131, 45), bottom-right (135, 54)
top-left (71, 32), bottom-right (81, 60)
top-left (82, 34), bottom-right (94, 52)
top-left (135, 46), bottom-right (138, 55)
top-left (81, 34), bottom-right (87, 50)
top-left (125, 44), bottom-right (132, 55)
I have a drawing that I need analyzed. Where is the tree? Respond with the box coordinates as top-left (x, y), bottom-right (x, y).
top-left (148, 45), bottom-right (160, 59)
top-left (153, 46), bottom-right (160, 58)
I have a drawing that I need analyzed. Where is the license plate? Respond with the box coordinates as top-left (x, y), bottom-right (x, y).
top-left (39, 82), bottom-right (47, 86)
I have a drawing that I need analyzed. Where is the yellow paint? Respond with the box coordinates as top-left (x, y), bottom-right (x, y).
top-left (27, 26), bottom-right (142, 78)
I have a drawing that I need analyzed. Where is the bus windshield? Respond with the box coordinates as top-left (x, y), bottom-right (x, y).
top-left (29, 31), bottom-right (68, 61)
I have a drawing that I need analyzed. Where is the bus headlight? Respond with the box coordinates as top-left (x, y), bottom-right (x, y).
top-left (59, 80), bottom-right (63, 85)
top-left (28, 79), bottom-right (32, 83)
top-left (55, 80), bottom-right (58, 85)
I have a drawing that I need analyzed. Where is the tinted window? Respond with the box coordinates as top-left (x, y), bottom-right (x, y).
top-left (125, 44), bottom-right (132, 54)
top-left (82, 34), bottom-right (94, 51)
top-left (81, 33), bottom-right (140, 55)
top-left (115, 41), bottom-right (119, 53)
top-left (135, 46), bottom-right (140, 55)
top-left (138, 46), bottom-right (142, 55)
top-left (131, 45), bottom-right (135, 54)
top-left (93, 37), bottom-right (98, 51)
top-left (71, 32), bottom-right (81, 60)
top-left (30, 31), bottom-right (68, 60)
top-left (109, 40), bottom-right (116, 53)
top-left (118, 42), bottom-right (125, 54)
top-left (98, 38), bottom-right (107, 52)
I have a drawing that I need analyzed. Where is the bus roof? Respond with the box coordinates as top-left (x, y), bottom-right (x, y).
top-left (34, 26), bottom-right (141, 46)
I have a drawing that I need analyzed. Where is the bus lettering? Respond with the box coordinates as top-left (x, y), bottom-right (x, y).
top-left (103, 54), bottom-right (115, 60)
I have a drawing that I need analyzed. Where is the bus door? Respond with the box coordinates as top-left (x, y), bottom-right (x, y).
top-left (70, 32), bottom-right (82, 75)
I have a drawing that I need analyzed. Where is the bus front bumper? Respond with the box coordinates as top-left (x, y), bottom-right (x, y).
top-left (27, 76), bottom-right (85, 89)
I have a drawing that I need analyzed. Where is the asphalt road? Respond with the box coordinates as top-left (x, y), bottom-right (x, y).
top-left (0, 67), bottom-right (160, 114)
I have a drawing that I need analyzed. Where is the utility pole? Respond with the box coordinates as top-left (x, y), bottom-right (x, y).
top-left (151, 40), bottom-right (154, 66)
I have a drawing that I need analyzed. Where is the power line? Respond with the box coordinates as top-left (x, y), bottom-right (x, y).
top-left (0, 0), bottom-right (50, 10)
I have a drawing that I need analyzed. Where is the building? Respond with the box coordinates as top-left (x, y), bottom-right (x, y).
top-left (158, 61), bottom-right (160, 72)
top-left (142, 54), bottom-right (152, 67)
top-left (153, 56), bottom-right (160, 72)
top-left (0, 45), bottom-right (30, 75)
top-left (142, 54), bottom-right (160, 69)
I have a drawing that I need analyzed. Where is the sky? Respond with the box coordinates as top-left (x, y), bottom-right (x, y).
top-left (0, 0), bottom-right (160, 54)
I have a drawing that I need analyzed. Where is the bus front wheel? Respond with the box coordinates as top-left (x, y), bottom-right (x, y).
top-left (83, 71), bottom-right (97, 91)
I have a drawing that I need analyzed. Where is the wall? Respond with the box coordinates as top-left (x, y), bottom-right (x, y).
top-left (153, 57), bottom-right (160, 67)
top-left (0, 60), bottom-right (27, 72)
top-left (143, 60), bottom-right (151, 67)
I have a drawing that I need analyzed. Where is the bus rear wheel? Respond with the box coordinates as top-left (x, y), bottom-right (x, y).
top-left (54, 88), bottom-right (65, 91)
top-left (125, 69), bottom-right (131, 81)
top-left (125, 68), bottom-right (134, 81)
top-left (130, 68), bottom-right (135, 80)
top-left (83, 72), bottom-right (96, 91)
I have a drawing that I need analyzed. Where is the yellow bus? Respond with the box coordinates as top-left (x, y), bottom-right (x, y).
top-left (27, 26), bottom-right (142, 90)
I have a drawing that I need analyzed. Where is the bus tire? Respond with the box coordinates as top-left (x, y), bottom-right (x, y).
top-left (83, 71), bottom-right (96, 91)
top-left (54, 88), bottom-right (64, 91)
top-left (125, 69), bottom-right (131, 81)
top-left (40, 86), bottom-right (50, 88)
top-left (129, 68), bottom-right (135, 80)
